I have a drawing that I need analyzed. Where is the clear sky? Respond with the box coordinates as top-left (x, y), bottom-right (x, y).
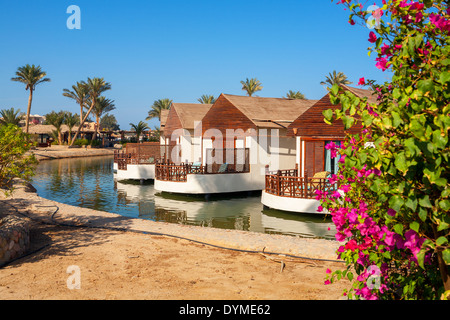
top-left (0, 0), bottom-right (390, 130)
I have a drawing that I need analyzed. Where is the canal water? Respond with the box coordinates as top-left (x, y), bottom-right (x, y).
top-left (32, 156), bottom-right (336, 239)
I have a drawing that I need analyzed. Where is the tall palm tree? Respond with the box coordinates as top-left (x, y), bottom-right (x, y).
top-left (0, 107), bottom-right (23, 126)
top-left (11, 64), bottom-right (50, 134)
top-left (320, 71), bottom-right (353, 88)
top-left (146, 99), bottom-right (172, 121)
top-left (70, 77), bottom-right (111, 146)
top-left (130, 121), bottom-right (150, 142)
top-left (197, 95), bottom-right (215, 104)
top-left (90, 96), bottom-right (116, 144)
top-left (62, 82), bottom-right (90, 130)
top-left (240, 78), bottom-right (263, 97)
top-left (285, 90), bottom-right (306, 100)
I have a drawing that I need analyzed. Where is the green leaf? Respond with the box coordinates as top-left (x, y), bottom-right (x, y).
top-left (347, 272), bottom-right (353, 281)
top-left (394, 152), bottom-right (408, 173)
top-left (417, 79), bottom-right (435, 94)
top-left (323, 109), bottom-right (334, 122)
top-left (439, 200), bottom-right (450, 211)
top-left (405, 196), bottom-right (418, 211)
top-left (419, 195), bottom-right (433, 208)
top-left (342, 115), bottom-right (355, 129)
top-left (436, 236), bottom-right (448, 247)
top-left (432, 130), bottom-right (448, 149)
top-left (331, 84), bottom-right (339, 96)
top-left (410, 119), bottom-right (425, 139)
top-left (389, 195), bottom-right (405, 212)
top-left (439, 71), bottom-right (450, 84)
top-left (410, 221), bottom-right (420, 233)
top-left (418, 207), bottom-right (428, 222)
top-left (442, 249), bottom-right (450, 265)
top-left (391, 111), bottom-right (403, 128)
top-left (417, 249), bottom-right (426, 269)
top-left (394, 223), bottom-right (404, 235)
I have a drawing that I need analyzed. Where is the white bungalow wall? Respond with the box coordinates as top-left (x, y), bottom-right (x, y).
top-left (256, 129), bottom-right (296, 173)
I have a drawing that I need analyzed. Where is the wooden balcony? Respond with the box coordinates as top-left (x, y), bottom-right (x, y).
top-left (114, 143), bottom-right (168, 170)
top-left (155, 148), bottom-right (250, 182)
top-left (265, 170), bottom-right (336, 199)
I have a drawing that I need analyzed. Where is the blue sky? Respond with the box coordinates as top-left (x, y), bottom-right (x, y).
top-left (0, 0), bottom-right (390, 130)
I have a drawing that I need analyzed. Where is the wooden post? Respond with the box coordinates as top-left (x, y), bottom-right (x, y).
top-left (304, 170), bottom-right (308, 199)
top-left (277, 170), bottom-right (281, 196)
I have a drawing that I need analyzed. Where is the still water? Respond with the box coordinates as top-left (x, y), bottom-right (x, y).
top-left (32, 156), bottom-right (336, 239)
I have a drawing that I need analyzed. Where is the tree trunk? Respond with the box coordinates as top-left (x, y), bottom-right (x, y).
top-left (91, 116), bottom-right (99, 146)
top-left (70, 100), bottom-right (96, 146)
top-left (80, 103), bottom-right (84, 139)
top-left (25, 89), bottom-right (33, 134)
top-left (437, 251), bottom-right (450, 292)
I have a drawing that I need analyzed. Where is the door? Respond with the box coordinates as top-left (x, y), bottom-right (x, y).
top-left (304, 140), bottom-right (325, 177)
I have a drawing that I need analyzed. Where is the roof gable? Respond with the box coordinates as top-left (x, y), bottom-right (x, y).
top-left (286, 85), bottom-right (375, 137)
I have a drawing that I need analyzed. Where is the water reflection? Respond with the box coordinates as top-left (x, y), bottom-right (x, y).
top-left (32, 156), bottom-right (336, 239)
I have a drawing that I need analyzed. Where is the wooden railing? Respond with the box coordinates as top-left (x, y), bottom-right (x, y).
top-left (114, 143), bottom-right (167, 170)
top-left (155, 162), bottom-right (207, 182)
top-left (265, 171), bottom-right (336, 199)
top-left (155, 148), bottom-right (251, 182)
top-left (205, 148), bottom-right (250, 174)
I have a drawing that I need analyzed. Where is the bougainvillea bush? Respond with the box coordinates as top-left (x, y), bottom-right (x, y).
top-left (321, 0), bottom-right (449, 299)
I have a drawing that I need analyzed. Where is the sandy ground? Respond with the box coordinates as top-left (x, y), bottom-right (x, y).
top-left (0, 148), bottom-right (350, 300)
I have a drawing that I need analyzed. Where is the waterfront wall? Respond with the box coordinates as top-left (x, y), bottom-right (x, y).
top-left (0, 215), bottom-right (31, 267)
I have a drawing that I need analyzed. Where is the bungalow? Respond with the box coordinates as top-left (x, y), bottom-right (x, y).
top-left (261, 85), bottom-right (376, 214)
top-left (115, 103), bottom-right (212, 181)
top-left (154, 93), bottom-right (317, 195)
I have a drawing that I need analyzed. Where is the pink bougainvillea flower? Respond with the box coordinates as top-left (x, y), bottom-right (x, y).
top-left (358, 77), bottom-right (366, 86)
top-left (429, 13), bottom-right (450, 32)
top-left (345, 239), bottom-right (359, 251)
top-left (375, 57), bottom-right (389, 71)
top-left (380, 43), bottom-right (391, 57)
top-left (387, 208), bottom-right (396, 216)
top-left (368, 31), bottom-right (377, 43)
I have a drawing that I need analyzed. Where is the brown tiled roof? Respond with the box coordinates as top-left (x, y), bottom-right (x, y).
top-left (171, 103), bottom-right (213, 130)
top-left (222, 94), bottom-right (318, 128)
top-left (160, 109), bottom-right (169, 129)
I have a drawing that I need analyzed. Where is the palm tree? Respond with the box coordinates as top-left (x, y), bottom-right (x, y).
top-left (63, 111), bottom-right (79, 145)
top-left (152, 125), bottom-right (161, 141)
top-left (62, 82), bottom-right (90, 131)
top-left (146, 99), bottom-right (172, 121)
top-left (70, 77), bottom-right (111, 146)
top-left (11, 64), bottom-right (50, 134)
top-left (197, 95), bottom-right (215, 104)
top-left (0, 108), bottom-right (23, 126)
top-left (90, 96), bottom-right (116, 144)
top-left (240, 78), bottom-right (263, 97)
top-left (130, 121), bottom-right (150, 142)
top-left (320, 71), bottom-right (353, 88)
top-left (45, 111), bottom-right (66, 145)
top-left (285, 90), bottom-right (306, 100)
